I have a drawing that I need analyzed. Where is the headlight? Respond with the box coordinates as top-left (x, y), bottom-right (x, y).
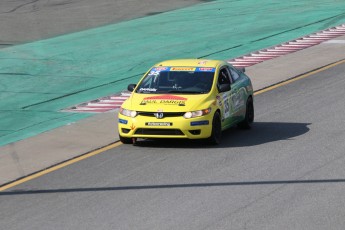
top-left (183, 108), bottom-right (211, 119)
top-left (120, 108), bottom-right (137, 118)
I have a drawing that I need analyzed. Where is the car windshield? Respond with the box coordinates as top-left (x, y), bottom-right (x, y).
top-left (135, 67), bottom-right (215, 94)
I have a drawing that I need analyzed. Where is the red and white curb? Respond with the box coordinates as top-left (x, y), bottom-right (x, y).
top-left (228, 24), bottom-right (345, 68)
top-left (62, 91), bottom-right (131, 113)
top-left (63, 24), bottom-right (345, 113)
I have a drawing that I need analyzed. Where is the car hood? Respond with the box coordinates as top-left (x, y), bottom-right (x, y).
top-left (124, 93), bottom-right (212, 112)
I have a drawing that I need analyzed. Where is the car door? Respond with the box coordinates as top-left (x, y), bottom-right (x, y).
top-left (216, 67), bottom-right (237, 129)
top-left (227, 66), bottom-right (247, 120)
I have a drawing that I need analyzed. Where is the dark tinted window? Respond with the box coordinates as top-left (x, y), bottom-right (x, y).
top-left (218, 68), bottom-right (231, 86)
top-left (136, 67), bottom-right (215, 94)
top-left (228, 67), bottom-right (240, 82)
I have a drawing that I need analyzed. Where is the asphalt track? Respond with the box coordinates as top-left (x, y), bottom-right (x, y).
top-left (1, 0), bottom-right (345, 146)
top-left (0, 0), bottom-right (208, 47)
top-left (1, 61), bottom-right (345, 229)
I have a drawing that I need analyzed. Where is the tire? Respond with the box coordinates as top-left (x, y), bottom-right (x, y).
top-left (238, 97), bottom-right (254, 129)
top-left (207, 112), bottom-right (222, 145)
top-left (119, 135), bottom-right (133, 144)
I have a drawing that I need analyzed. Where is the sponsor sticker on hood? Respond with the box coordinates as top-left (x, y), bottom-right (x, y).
top-left (140, 95), bottom-right (187, 106)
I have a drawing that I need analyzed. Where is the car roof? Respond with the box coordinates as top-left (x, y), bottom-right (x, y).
top-left (154, 59), bottom-right (226, 68)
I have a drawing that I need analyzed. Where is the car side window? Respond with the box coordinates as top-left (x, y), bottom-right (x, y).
top-left (218, 68), bottom-right (231, 87)
top-left (228, 66), bottom-right (240, 82)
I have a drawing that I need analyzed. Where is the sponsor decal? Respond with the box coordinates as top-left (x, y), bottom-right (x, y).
top-left (119, 118), bottom-right (128, 124)
top-left (149, 70), bottom-right (160, 76)
top-left (152, 67), bottom-right (168, 71)
top-left (130, 124), bottom-right (136, 130)
top-left (170, 67), bottom-right (196, 71)
top-left (190, 120), bottom-right (209, 126)
top-left (196, 67), bottom-right (215, 72)
top-left (150, 66), bottom-right (215, 73)
top-left (145, 122), bottom-right (173, 126)
top-left (140, 94), bottom-right (187, 106)
top-left (139, 88), bottom-right (157, 92)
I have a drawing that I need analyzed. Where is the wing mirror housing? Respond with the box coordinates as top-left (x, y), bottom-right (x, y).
top-left (127, 84), bottom-right (137, 92)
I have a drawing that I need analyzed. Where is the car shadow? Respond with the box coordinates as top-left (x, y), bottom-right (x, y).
top-left (133, 122), bottom-right (311, 148)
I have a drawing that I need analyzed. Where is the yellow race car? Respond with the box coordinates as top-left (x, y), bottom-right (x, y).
top-left (118, 59), bottom-right (254, 145)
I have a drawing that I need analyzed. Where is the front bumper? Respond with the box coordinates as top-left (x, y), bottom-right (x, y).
top-left (118, 113), bottom-right (213, 139)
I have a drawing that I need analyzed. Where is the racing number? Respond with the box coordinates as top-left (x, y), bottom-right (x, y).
top-left (223, 96), bottom-right (230, 119)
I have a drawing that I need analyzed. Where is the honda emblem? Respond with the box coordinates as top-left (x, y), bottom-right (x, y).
top-left (155, 112), bottom-right (164, 119)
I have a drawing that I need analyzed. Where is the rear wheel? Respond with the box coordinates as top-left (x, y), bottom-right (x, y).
top-left (238, 97), bottom-right (254, 129)
top-left (119, 135), bottom-right (132, 144)
top-left (207, 112), bottom-right (222, 145)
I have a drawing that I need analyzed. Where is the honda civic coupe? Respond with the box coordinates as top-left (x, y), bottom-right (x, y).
top-left (118, 59), bottom-right (254, 145)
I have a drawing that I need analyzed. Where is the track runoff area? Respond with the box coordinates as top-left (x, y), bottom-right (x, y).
top-left (63, 24), bottom-right (345, 113)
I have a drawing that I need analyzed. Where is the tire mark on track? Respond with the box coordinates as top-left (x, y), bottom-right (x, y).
top-left (1, 0), bottom-right (40, 14)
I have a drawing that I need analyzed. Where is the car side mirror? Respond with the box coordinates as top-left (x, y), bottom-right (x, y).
top-left (218, 83), bottom-right (231, 92)
top-left (127, 84), bottom-right (137, 92)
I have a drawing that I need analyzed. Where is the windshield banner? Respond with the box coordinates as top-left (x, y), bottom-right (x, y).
top-left (151, 67), bottom-right (215, 72)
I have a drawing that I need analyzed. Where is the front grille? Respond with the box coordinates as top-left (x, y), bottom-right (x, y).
top-left (134, 128), bottom-right (184, 136)
top-left (137, 112), bottom-right (185, 117)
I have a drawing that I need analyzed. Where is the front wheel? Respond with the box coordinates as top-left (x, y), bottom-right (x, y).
top-left (238, 97), bottom-right (254, 129)
top-left (207, 112), bottom-right (222, 145)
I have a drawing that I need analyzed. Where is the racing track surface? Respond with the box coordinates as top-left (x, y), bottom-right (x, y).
top-left (1, 62), bottom-right (345, 229)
